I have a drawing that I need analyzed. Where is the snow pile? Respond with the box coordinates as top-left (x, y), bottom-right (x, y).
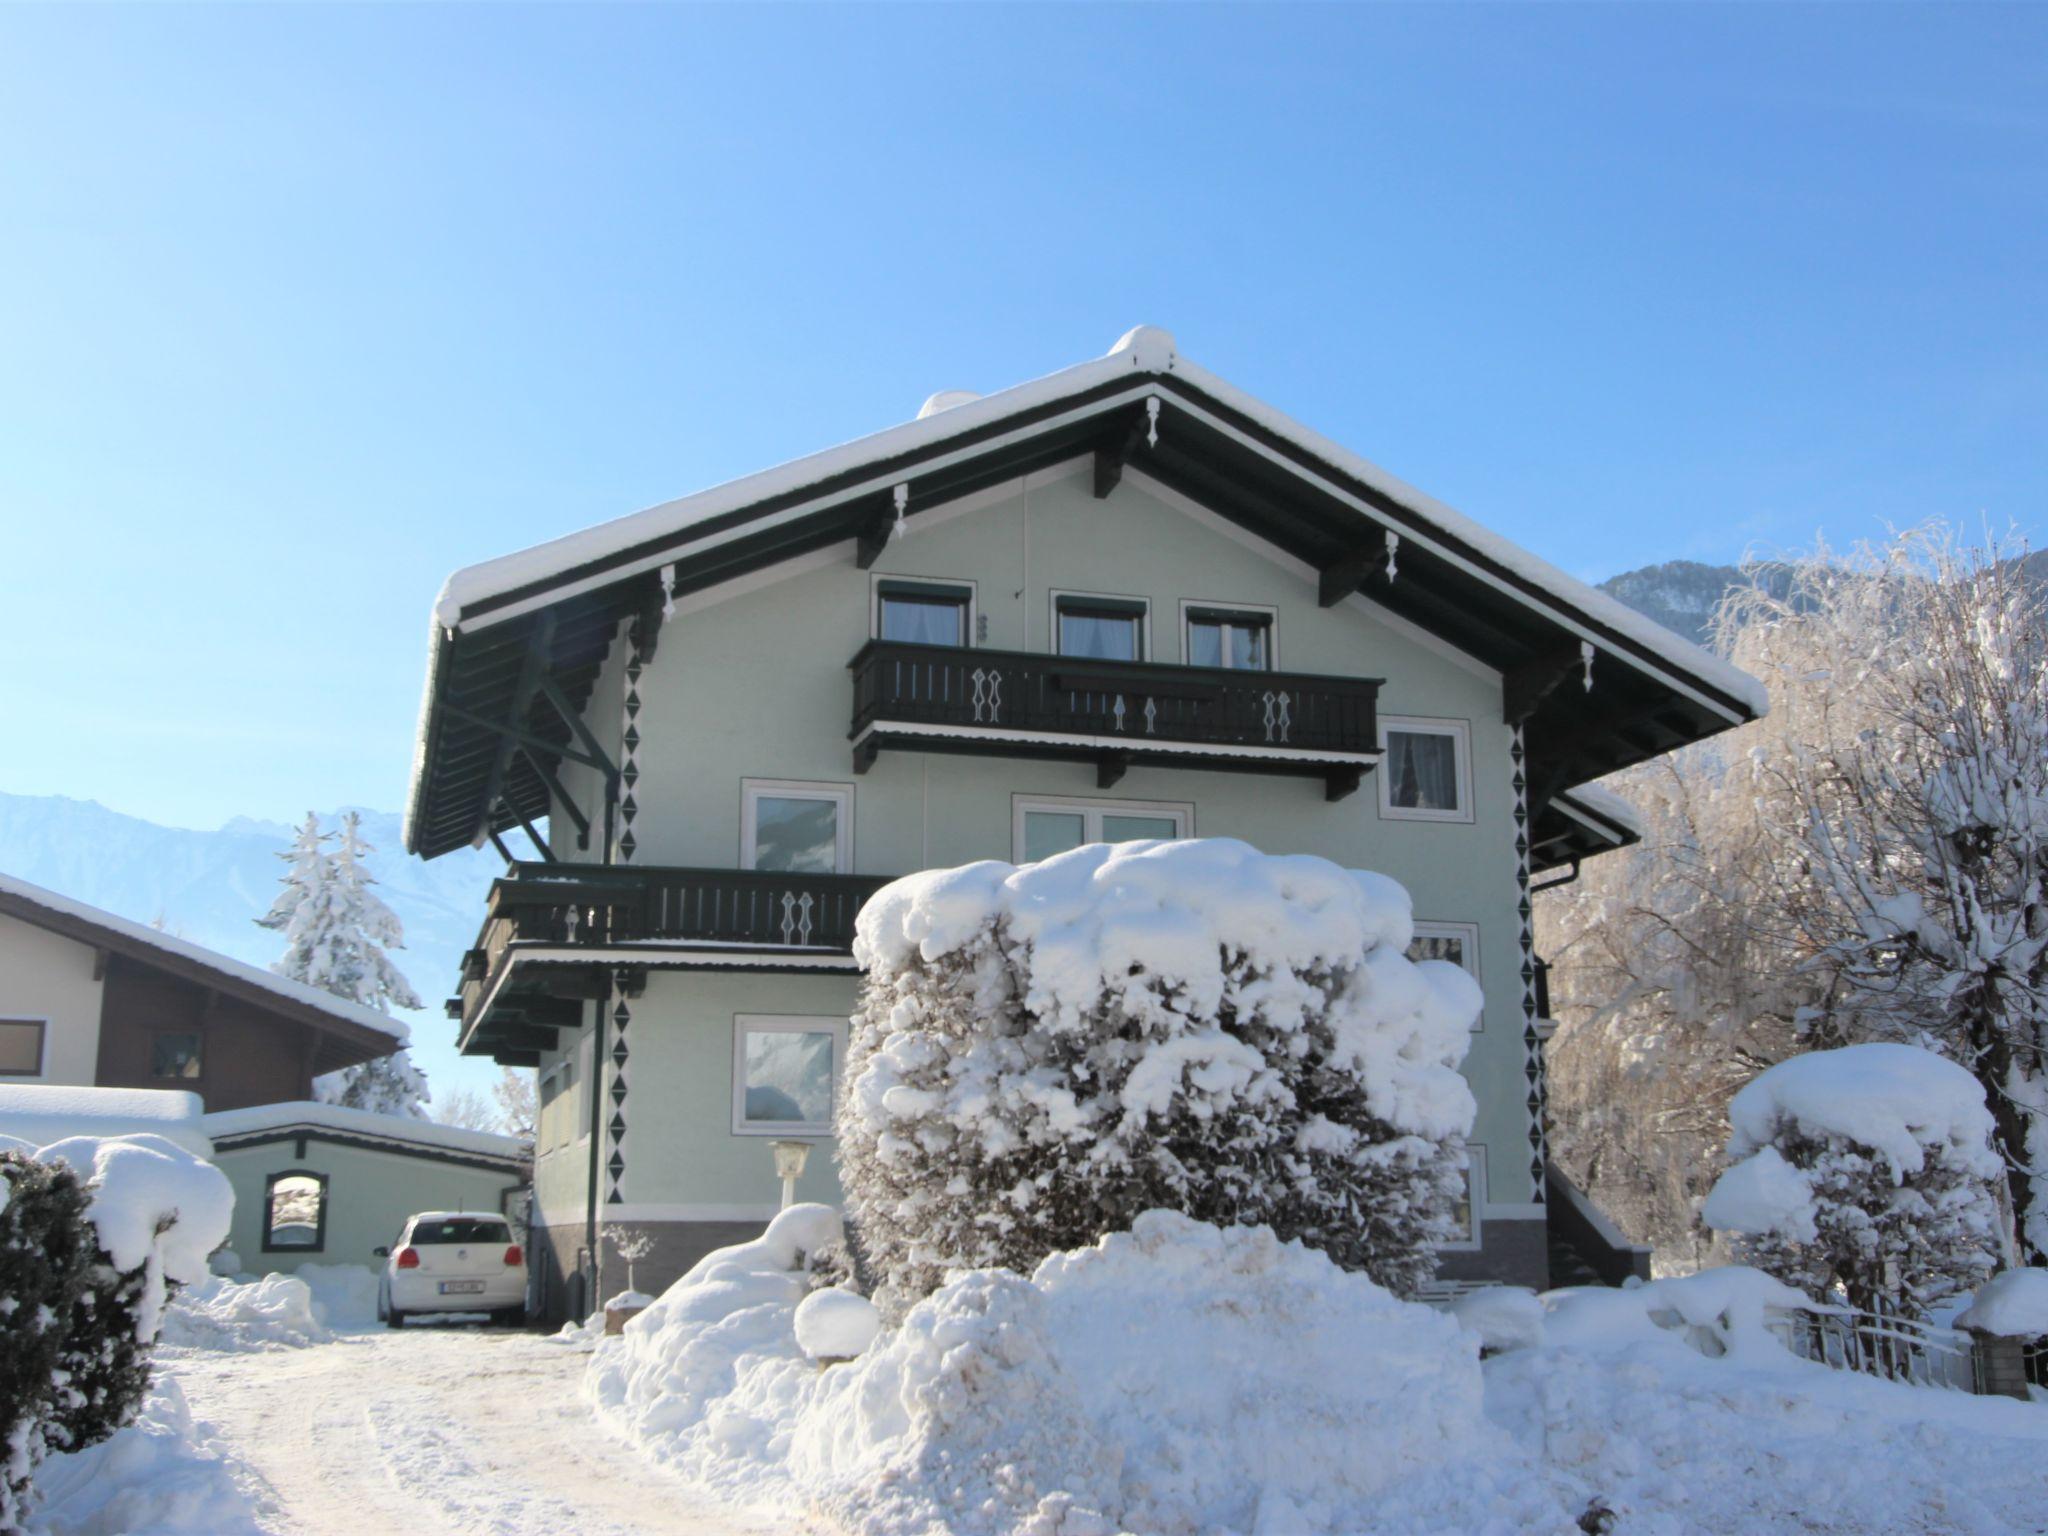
top-left (605, 1289), bottom-right (656, 1312)
top-left (31, 1377), bottom-right (265, 1536)
top-left (1956, 1268), bottom-right (2048, 1337)
top-left (592, 1209), bottom-right (1516, 1536)
top-left (845, 839), bottom-right (1480, 1301)
top-left (34, 1132), bottom-right (236, 1340)
top-left (1446, 1286), bottom-right (1547, 1354)
top-left (290, 1262), bottom-right (382, 1330)
top-left (160, 1272), bottom-right (330, 1352)
top-left (791, 1289), bottom-right (879, 1361)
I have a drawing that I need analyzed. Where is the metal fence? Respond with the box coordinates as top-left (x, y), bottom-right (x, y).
top-left (1769, 1302), bottom-right (1976, 1391)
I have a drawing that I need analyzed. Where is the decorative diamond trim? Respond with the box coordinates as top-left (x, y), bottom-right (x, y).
top-left (1511, 724), bottom-right (1546, 1203)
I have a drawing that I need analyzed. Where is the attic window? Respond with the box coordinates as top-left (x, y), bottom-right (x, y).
top-left (875, 579), bottom-right (972, 647)
top-left (151, 1030), bottom-right (203, 1080)
top-left (1054, 593), bottom-right (1147, 662)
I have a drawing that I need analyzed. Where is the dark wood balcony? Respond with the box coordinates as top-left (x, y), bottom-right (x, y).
top-left (848, 641), bottom-right (1383, 799)
top-left (454, 862), bottom-right (893, 1059)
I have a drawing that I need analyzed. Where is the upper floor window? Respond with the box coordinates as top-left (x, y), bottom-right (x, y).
top-left (151, 1030), bottom-right (203, 1080)
top-left (1053, 592), bottom-right (1148, 662)
top-left (0, 1018), bottom-right (45, 1077)
top-left (1013, 796), bottom-right (1192, 862)
top-left (875, 578), bottom-right (973, 648)
top-left (742, 779), bottom-right (853, 873)
top-left (1379, 717), bottom-right (1472, 824)
top-left (1183, 604), bottom-right (1274, 670)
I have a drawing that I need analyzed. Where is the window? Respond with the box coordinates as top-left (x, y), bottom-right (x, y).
top-left (1438, 1146), bottom-right (1485, 1250)
top-left (1053, 592), bottom-right (1148, 662)
top-left (0, 1019), bottom-right (45, 1076)
top-left (263, 1171), bottom-right (328, 1253)
top-left (732, 1015), bottom-right (846, 1136)
top-left (741, 780), bottom-right (853, 873)
top-left (874, 578), bottom-right (973, 647)
top-left (1378, 717), bottom-right (1472, 823)
top-left (408, 1215), bottom-right (511, 1245)
top-left (151, 1030), bottom-right (203, 1080)
top-left (1183, 603), bottom-right (1274, 670)
top-left (1013, 796), bottom-right (1193, 862)
top-left (1408, 922), bottom-right (1482, 1031)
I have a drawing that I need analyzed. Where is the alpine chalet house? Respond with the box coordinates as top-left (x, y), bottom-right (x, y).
top-left (405, 327), bottom-right (1765, 1320)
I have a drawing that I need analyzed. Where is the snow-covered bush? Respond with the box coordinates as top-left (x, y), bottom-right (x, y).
top-left (1701, 1044), bottom-right (2004, 1314)
top-left (0, 1146), bottom-right (99, 1533)
top-left (0, 1132), bottom-right (232, 1532)
top-left (843, 839), bottom-right (1480, 1306)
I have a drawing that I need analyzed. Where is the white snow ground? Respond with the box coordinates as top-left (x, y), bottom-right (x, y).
top-left (161, 1327), bottom-right (815, 1536)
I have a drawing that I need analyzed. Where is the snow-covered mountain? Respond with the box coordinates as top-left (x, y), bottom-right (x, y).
top-left (0, 793), bottom-right (511, 1098)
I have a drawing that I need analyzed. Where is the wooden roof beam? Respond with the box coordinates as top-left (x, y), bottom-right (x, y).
top-left (1093, 408), bottom-right (1150, 499)
top-left (472, 613), bottom-right (557, 850)
top-left (1503, 644), bottom-right (1590, 725)
top-left (1317, 530), bottom-right (1398, 608)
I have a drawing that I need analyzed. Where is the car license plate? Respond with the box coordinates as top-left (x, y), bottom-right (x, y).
top-left (438, 1280), bottom-right (485, 1295)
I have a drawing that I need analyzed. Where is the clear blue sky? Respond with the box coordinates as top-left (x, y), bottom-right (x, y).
top-left (2, 4), bottom-right (2042, 834)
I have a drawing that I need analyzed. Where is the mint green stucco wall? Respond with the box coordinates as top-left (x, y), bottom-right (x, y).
top-left (215, 1139), bottom-right (524, 1275)
top-left (527, 459), bottom-right (1534, 1233)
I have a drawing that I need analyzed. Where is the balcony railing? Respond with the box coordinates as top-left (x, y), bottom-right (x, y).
top-left (457, 863), bottom-right (893, 1031)
top-left (849, 641), bottom-right (1382, 796)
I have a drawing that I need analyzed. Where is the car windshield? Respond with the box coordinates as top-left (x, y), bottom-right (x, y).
top-left (409, 1218), bottom-right (509, 1245)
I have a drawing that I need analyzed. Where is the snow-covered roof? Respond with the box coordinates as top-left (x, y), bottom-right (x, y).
top-left (0, 870), bottom-right (408, 1046)
top-left (427, 326), bottom-right (1764, 721)
top-left (407, 326), bottom-right (1769, 861)
top-left (201, 1099), bottom-right (525, 1165)
top-left (0, 1084), bottom-right (213, 1157)
top-left (1555, 783), bottom-right (1643, 839)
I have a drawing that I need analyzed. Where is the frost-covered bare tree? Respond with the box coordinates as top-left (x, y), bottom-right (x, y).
top-left (1543, 527), bottom-right (2048, 1267)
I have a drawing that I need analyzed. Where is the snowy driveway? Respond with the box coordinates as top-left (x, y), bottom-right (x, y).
top-left (169, 1326), bottom-right (812, 1536)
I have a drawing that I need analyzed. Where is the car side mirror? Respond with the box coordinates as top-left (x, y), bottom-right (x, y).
top-left (373, 1246), bottom-right (389, 1258)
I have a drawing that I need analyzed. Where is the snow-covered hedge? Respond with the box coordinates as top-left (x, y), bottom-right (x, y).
top-left (843, 840), bottom-right (1480, 1304)
top-left (0, 1134), bottom-right (232, 1533)
top-left (1701, 1044), bottom-right (2005, 1313)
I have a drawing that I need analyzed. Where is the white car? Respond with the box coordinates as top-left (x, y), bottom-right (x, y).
top-left (375, 1211), bottom-right (527, 1328)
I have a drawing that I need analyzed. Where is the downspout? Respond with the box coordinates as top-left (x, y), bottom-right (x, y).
top-left (1530, 858), bottom-right (1582, 895)
top-left (583, 975), bottom-right (608, 1311)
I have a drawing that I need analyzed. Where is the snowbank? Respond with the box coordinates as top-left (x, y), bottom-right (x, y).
top-left (160, 1273), bottom-right (330, 1352)
top-left (1721, 1043), bottom-right (1999, 1182)
top-left (1956, 1268), bottom-right (2048, 1337)
top-left (290, 1262), bottom-right (383, 1330)
top-left (592, 1209), bottom-right (1509, 1536)
top-left (31, 1377), bottom-right (265, 1536)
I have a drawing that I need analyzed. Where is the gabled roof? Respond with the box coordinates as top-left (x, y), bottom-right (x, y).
top-left (0, 871), bottom-right (407, 1063)
top-left (406, 326), bottom-right (1765, 859)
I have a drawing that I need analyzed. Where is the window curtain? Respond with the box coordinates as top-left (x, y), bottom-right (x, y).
top-left (1393, 732), bottom-right (1457, 810)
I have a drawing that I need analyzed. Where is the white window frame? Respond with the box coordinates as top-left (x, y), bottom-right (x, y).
top-left (1049, 588), bottom-right (1151, 662)
top-left (731, 1014), bottom-right (848, 1138)
top-left (1410, 921), bottom-right (1482, 1032)
top-left (1011, 795), bottom-right (1194, 860)
top-left (1436, 1144), bottom-right (1486, 1251)
top-left (740, 779), bottom-right (854, 873)
top-left (869, 573), bottom-right (979, 647)
top-left (0, 1017), bottom-right (47, 1078)
top-left (1377, 716), bottom-right (1474, 824)
top-left (1178, 598), bottom-right (1279, 670)
top-left (537, 1060), bottom-right (565, 1154)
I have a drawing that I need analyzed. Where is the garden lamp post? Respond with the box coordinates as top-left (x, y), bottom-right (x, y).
top-left (770, 1139), bottom-right (813, 1210)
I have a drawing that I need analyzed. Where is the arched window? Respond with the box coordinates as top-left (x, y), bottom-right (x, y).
top-left (263, 1170), bottom-right (329, 1253)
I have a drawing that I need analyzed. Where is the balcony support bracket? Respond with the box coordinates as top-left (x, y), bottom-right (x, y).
top-left (1096, 750), bottom-right (1130, 790)
top-left (1324, 765), bottom-right (1365, 803)
top-left (1317, 532), bottom-right (1398, 607)
top-left (1503, 645), bottom-right (1589, 726)
top-left (852, 739), bottom-right (880, 775)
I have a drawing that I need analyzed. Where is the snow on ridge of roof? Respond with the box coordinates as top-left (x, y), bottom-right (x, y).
top-left (424, 324), bottom-right (1766, 721)
top-left (1556, 782), bottom-right (1643, 838)
top-left (201, 1099), bottom-right (524, 1161)
top-left (0, 1084), bottom-right (212, 1157)
top-left (0, 870), bottom-right (409, 1045)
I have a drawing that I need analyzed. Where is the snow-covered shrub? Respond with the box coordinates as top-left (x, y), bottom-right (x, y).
top-left (0, 1146), bottom-right (98, 1533)
top-left (843, 840), bottom-right (1480, 1306)
top-left (1701, 1044), bottom-right (2004, 1314)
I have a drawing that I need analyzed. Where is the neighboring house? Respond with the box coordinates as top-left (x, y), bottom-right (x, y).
top-left (204, 1100), bottom-right (526, 1277)
top-left (402, 326), bottom-right (1765, 1321)
top-left (0, 871), bottom-right (405, 1110)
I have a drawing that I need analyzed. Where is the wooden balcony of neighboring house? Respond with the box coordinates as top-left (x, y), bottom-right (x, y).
top-left (450, 862), bottom-right (894, 1062)
top-left (848, 640), bottom-right (1384, 800)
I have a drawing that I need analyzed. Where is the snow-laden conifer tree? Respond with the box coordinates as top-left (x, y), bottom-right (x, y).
top-left (257, 811), bottom-right (431, 1118)
top-left (1701, 1044), bottom-right (2004, 1315)
top-left (842, 839), bottom-right (1480, 1310)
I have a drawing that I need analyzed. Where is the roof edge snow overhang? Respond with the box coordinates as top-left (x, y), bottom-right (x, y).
top-left (405, 328), bottom-right (1766, 859)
